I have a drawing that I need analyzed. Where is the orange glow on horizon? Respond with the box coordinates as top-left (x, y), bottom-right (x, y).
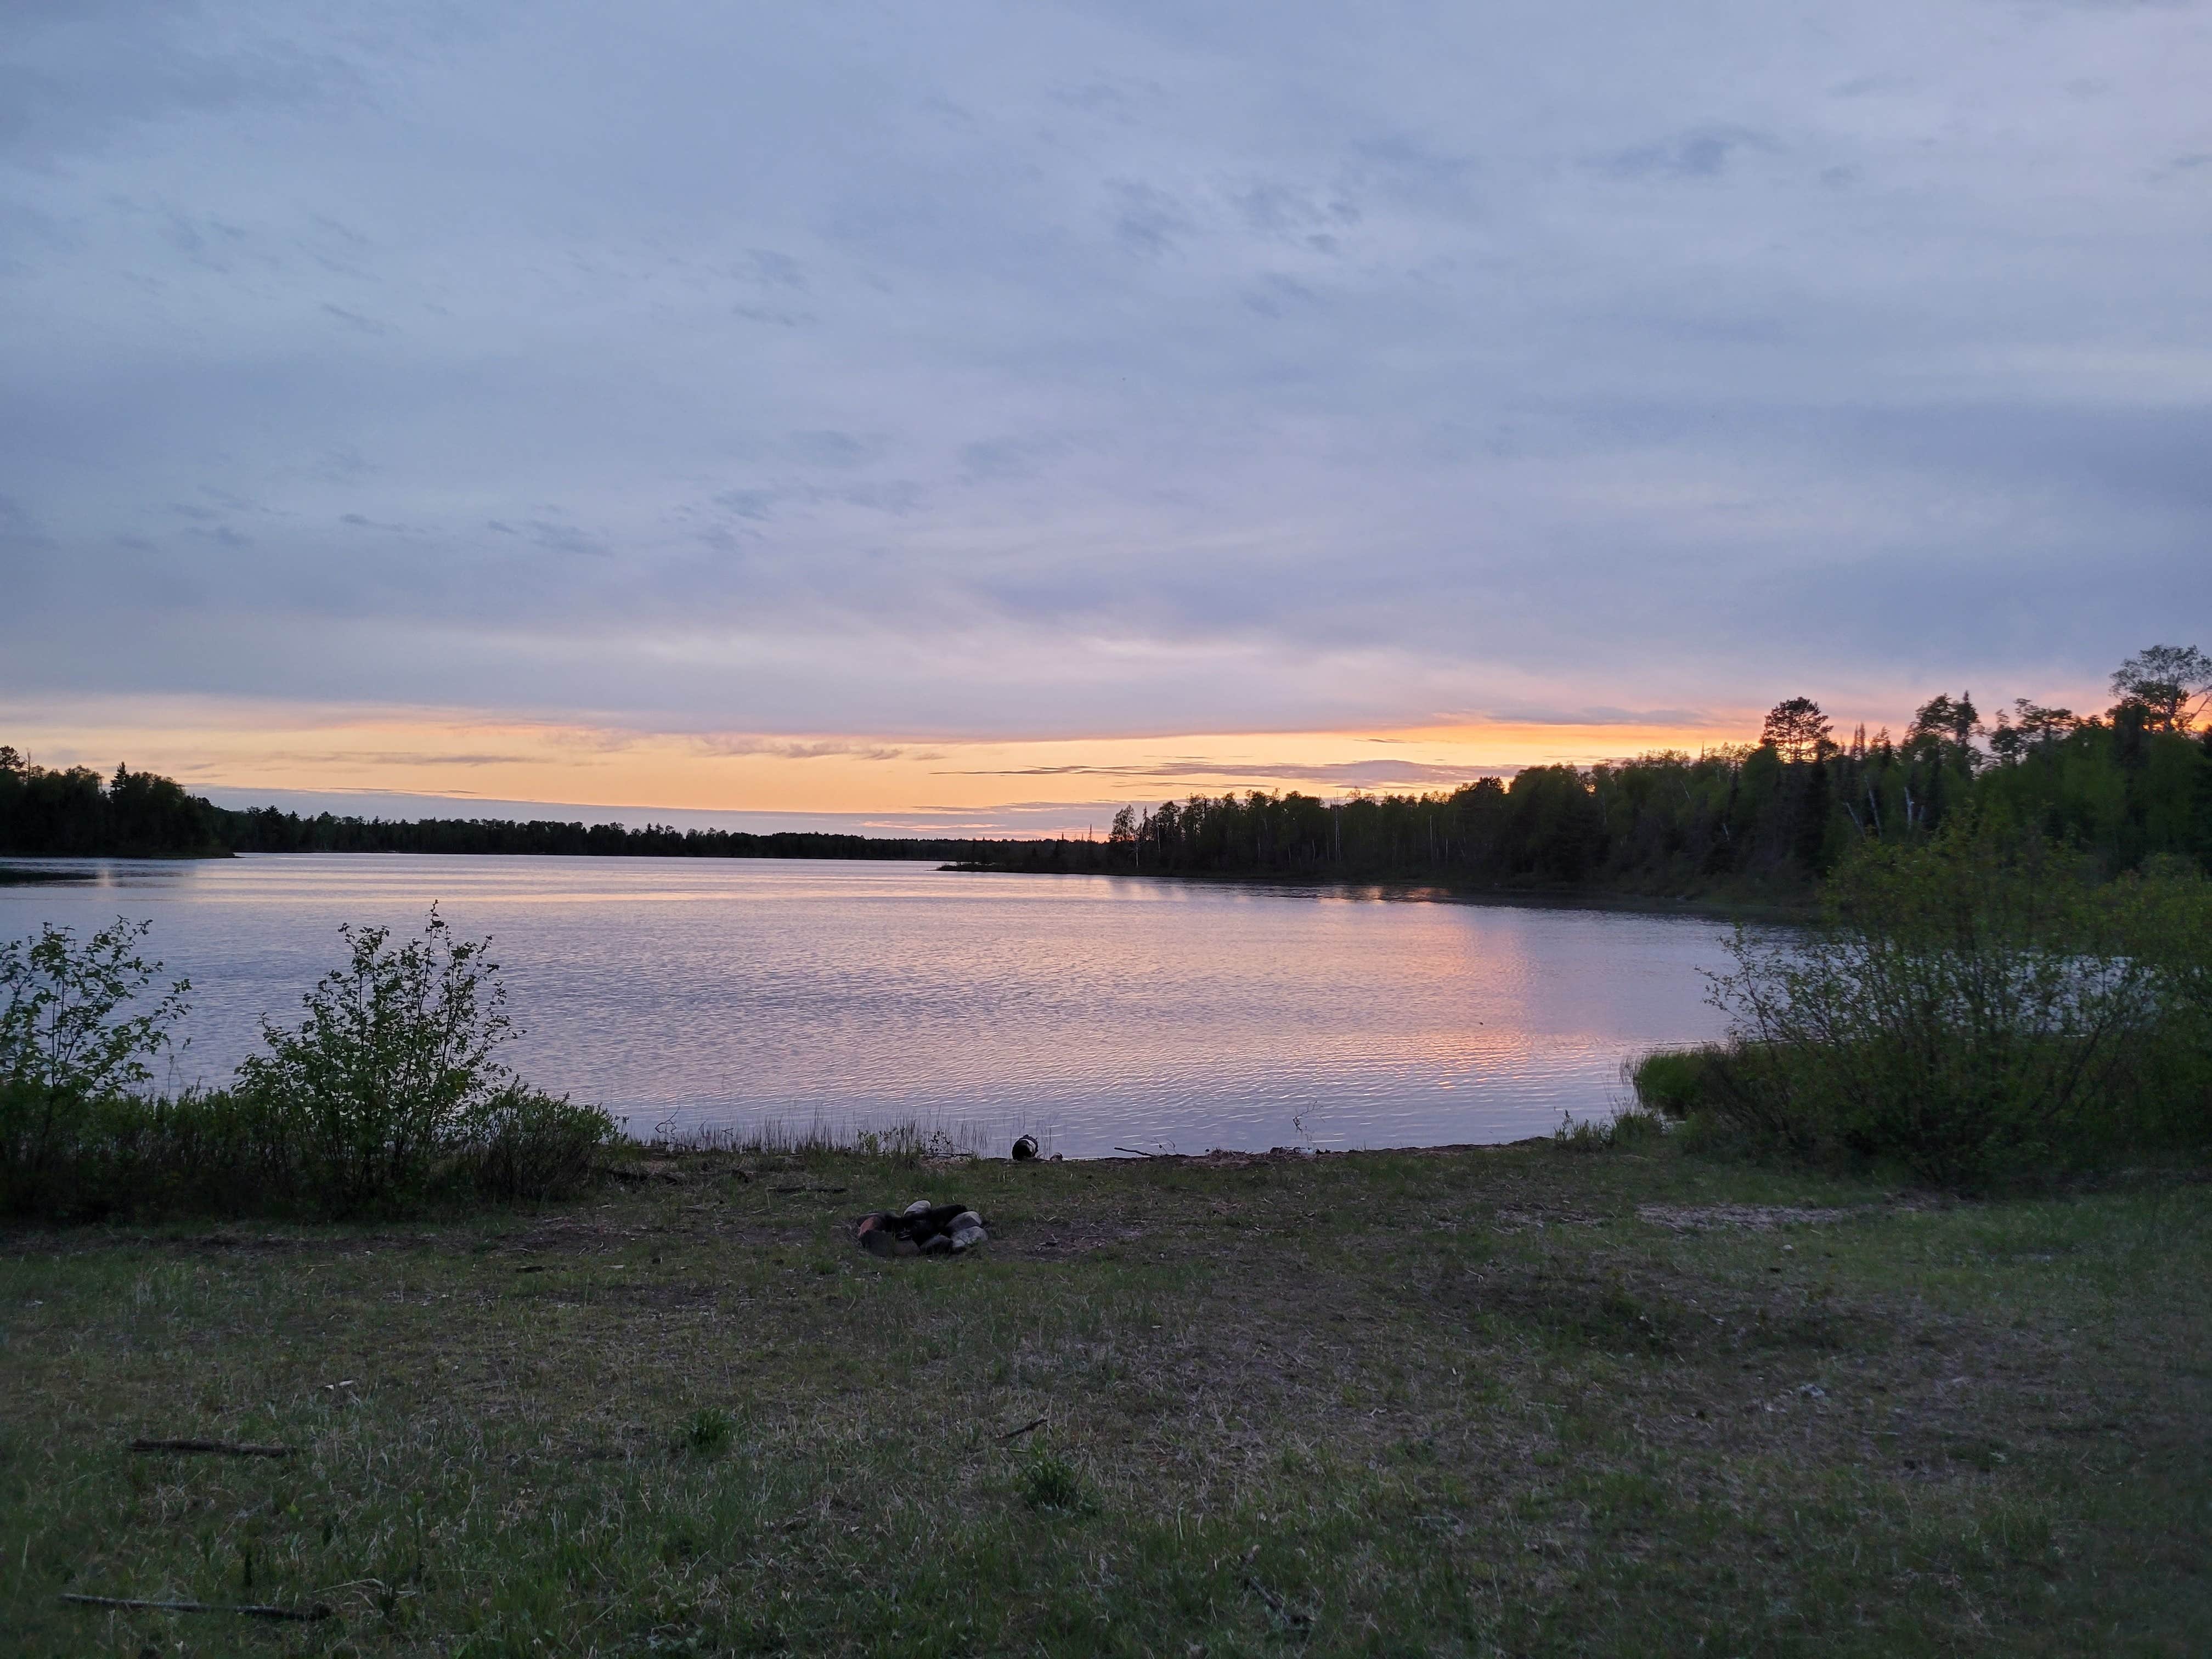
top-left (1, 694), bottom-right (1791, 823)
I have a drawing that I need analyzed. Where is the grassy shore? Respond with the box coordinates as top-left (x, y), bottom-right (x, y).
top-left (3, 1141), bottom-right (2207, 1657)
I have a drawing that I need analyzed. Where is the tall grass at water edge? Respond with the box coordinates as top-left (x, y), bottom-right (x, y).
top-left (639, 1115), bottom-right (1045, 1165)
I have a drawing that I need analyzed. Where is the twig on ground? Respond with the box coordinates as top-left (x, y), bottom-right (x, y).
top-left (1244, 1576), bottom-right (1313, 1632)
top-left (60, 1594), bottom-right (332, 1622)
top-left (1111, 1147), bottom-right (1159, 1158)
top-left (997, 1416), bottom-right (1048, 1442)
top-left (128, 1438), bottom-right (295, 1458)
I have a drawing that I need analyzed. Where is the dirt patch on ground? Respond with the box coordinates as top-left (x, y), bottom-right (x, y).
top-left (1637, 1204), bottom-right (1853, 1232)
top-left (514, 1276), bottom-right (730, 1311)
top-left (986, 1218), bottom-right (1149, 1259)
top-left (1492, 1206), bottom-right (1611, 1233)
top-left (500, 1220), bottom-right (651, 1255)
top-left (1181, 1149), bottom-right (1324, 1170)
top-left (1431, 1252), bottom-right (1877, 1360)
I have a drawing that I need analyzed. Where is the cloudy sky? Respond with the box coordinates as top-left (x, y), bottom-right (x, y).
top-left (3, 1), bottom-right (2207, 832)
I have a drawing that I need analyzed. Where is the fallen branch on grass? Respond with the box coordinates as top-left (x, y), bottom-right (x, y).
top-left (997, 1416), bottom-right (1048, 1442)
top-left (61, 1594), bottom-right (331, 1622)
top-left (1244, 1576), bottom-right (1313, 1633)
top-left (1111, 1147), bottom-right (1159, 1158)
top-left (128, 1438), bottom-right (295, 1458)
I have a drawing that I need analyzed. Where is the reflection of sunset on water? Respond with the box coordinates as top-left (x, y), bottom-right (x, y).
top-left (2, 855), bottom-right (1751, 1156)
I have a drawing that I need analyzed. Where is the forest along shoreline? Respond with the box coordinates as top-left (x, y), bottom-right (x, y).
top-left (7, 646), bottom-right (2212, 908)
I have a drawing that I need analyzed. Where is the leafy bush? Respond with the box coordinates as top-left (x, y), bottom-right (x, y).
top-left (238, 907), bottom-right (522, 1211)
top-left (0, 918), bottom-right (191, 1212)
top-left (1696, 821), bottom-right (2212, 1186)
top-left (0, 917), bottom-right (193, 1098)
top-left (2, 908), bottom-right (617, 1219)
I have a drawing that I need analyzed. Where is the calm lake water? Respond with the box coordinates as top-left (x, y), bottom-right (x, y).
top-left (0, 855), bottom-right (1745, 1157)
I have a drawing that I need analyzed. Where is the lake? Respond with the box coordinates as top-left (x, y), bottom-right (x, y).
top-left (0, 855), bottom-right (1745, 1157)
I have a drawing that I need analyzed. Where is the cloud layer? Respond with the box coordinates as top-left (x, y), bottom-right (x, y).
top-left (3, 0), bottom-right (2208, 793)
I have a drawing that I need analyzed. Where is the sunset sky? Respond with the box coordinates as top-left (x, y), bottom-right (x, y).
top-left (4, 2), bottom-right (2204, 834)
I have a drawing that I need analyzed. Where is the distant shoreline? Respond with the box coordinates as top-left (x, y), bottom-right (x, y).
top-left (941, 860), bottom-right (1815, 923)
top-left (2, 847), bottom-right (1810, 922)
top-left (13, 703), bottom-right (2208, 901)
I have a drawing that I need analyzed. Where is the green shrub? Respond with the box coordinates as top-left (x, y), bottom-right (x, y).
top-left (1609, 1106), bottom-right (1668, 1150)
top-left (0, 917), bottom-right (191, 1102)
top-left (456, 1084), bottom-right (619, 1201)
top-left (1701, 821), bottom-right (2212, 1186)
top-left (0, 918), bottom-right (193, 1215)
top-left (1627, 1048), bottom-right (1717, 1119)
top-left (3, 909), bottom-right (617, 1220)
top-left (238, 907), bottom-right (522, 1212)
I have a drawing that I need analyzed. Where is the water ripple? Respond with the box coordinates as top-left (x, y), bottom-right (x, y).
top-left (2, 856), bottom-right (1743, 1155)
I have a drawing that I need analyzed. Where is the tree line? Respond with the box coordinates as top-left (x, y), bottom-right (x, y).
top-left (0, 752), bottom-right (229, 858)
top-left (0, 749), bottom-right (989, 863)
top-left (8, 645), bottom-right (2209, 888)
top-left (215, 808), bottom-right (988, 864)
top-left (973, 645), bottom-right (2212, 894)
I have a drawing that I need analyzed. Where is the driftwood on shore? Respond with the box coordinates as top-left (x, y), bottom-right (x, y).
top-left (128, 1437), bottom-right (296, 1458)
top-left (61, 1593), bottom-right (332, 1621)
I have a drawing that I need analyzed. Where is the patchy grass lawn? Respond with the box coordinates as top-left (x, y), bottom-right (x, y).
top-left (3, 1142), bottom-right (2208, 1656)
